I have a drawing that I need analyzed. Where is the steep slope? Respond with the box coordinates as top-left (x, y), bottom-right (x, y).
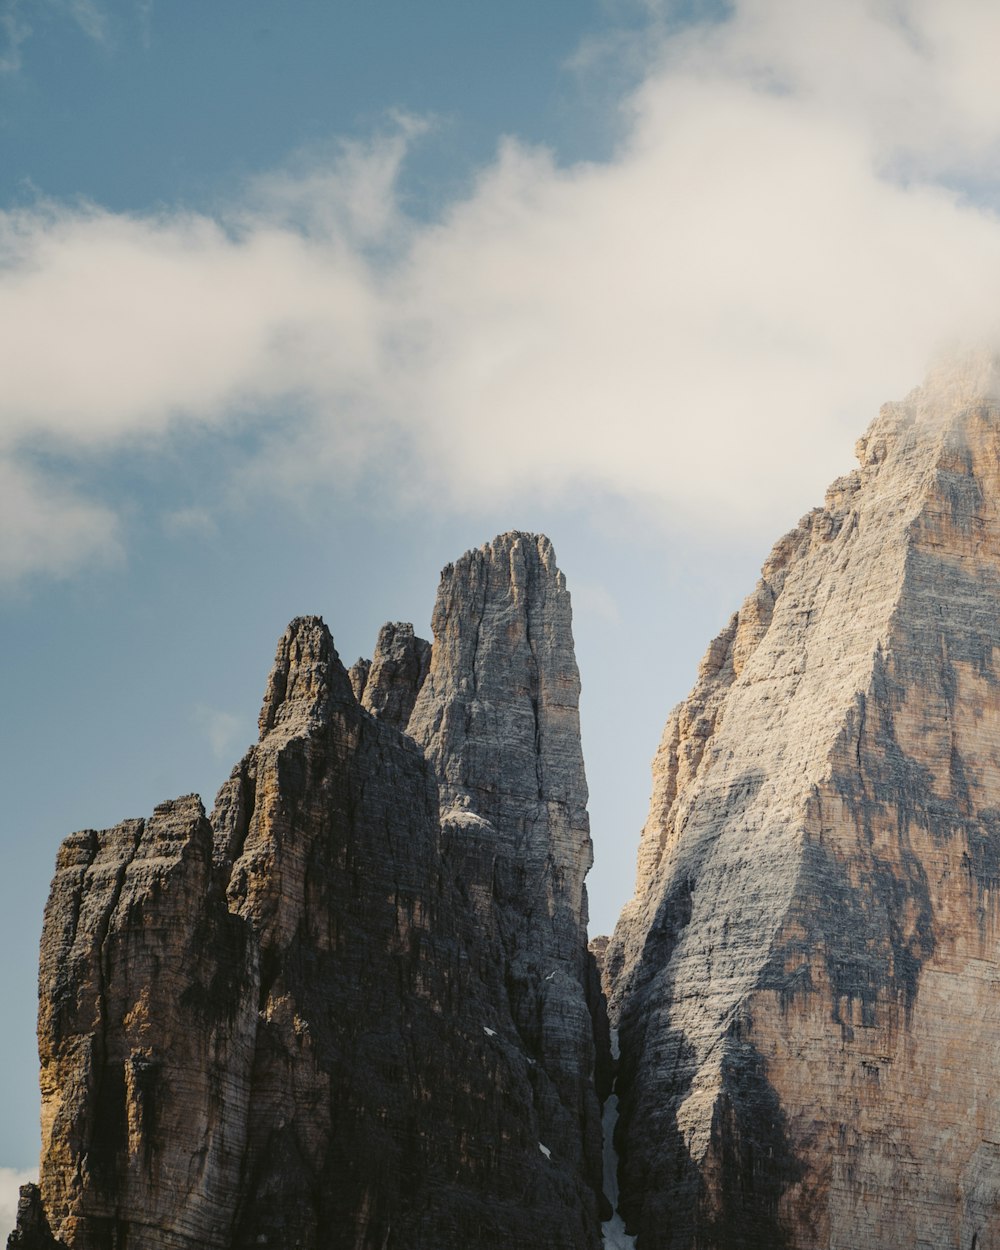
top-left (12, 535), bottom-right (604, 1250)
top-left (406, 533), bottom-right (607, 1204)
top-left (607, 357), bottom-right (1000, 1248)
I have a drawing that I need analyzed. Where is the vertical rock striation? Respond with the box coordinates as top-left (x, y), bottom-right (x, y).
top-left (608, 356), bottom-right (1000, 1249)
top-left (33, 795), bottom-right (257, 1249)
top-left (407, 533), bottom-right (606, 1205)
top-left (14, 536), bottom-right (603, 1250)
top-left (360, 621), bottom-right (431, 730)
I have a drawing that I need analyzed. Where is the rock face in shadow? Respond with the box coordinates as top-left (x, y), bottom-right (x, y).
top-left (406, 534), bottom-right (608, 1206)
top-left (12, 535), bottom-right (604, 1250)
top-left (607, 356), bottom-right (1000, 1249)
top-left (360, 621), bottom-right (431, 730)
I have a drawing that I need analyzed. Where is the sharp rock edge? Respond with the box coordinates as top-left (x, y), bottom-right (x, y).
top-left (607, 353), bottom-right (1000, 1249)
top-left (11, 533), bottom-right (608, 1250)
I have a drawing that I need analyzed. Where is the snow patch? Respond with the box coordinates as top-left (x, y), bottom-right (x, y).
top-left (538, 1142), bottom-right (551, 1160)
top-left (601, 1031), bottom-right (636, 1249)
top-left (483, 1026), bottom-right (497, 1037)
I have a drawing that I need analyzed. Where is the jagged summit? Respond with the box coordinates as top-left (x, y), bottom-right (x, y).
top-left (12, 533), bottom-right (606, 1250)
top-left (21, 365), bottom-right (1000, 1250)
top-left (256, 615), bottom-right (352, 736)
top-left (607, 365), bottom-right (1000, 1248)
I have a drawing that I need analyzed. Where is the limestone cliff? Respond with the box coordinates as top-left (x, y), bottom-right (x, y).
top-left (607, 356), bottom-right (1000, 1249)
top-left (13, 535), bottom-right (603, 1250)
top-left (407, 533), bottom-right (606, 1190)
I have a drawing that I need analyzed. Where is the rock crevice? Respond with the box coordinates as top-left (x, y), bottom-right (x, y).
top-left (13, 534), bottom-right (604, 1250)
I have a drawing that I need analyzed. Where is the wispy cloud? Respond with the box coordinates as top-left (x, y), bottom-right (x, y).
top-left (134, 0), bottom-right (151, 49)
top-left (0, 0), bottom-right (110, 74)
top-left (0, 456), bottom-right (120, 583)
top-left (162, 506), bottom-right (217, 538)
top-left (0, 1), bottom-right (31, 72)
top-left (62, 0), bottom-right (109, 44)
top-left (194, 705), bottom-right (249, 761)
top-left (6, 2), bottom-right (1000, 582)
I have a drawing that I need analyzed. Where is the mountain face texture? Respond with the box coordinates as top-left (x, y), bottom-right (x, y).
top-left (606, 357), bottom-right (1000, 1249)
top-left (13, 534), bottom-right (604, 1250)
top-left (406, 536), bottom-right (608, 1161)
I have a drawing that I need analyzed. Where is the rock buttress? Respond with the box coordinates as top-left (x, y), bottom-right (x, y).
top-left (15, 538), bottom-right (604, 1249)
top-left (406, 531), bottom-right (606, 1217)
top-left (216, 615), bottom-right (601, 1248)
top-left (607, 357), bottom-right (1000, 1249)
top-left (32, 796), bottom-right (257, 1249)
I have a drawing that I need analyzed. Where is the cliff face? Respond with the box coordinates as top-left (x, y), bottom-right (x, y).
top-left (607, 358), bottom-right (1000, 1249)
top-left (407, 534), bottom-right (606, 1197)
top-left (14, 535), bottom-right (604, 1250)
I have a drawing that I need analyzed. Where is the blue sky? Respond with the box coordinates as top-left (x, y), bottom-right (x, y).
top-left (6, 0), bottom-right (1000, 1211)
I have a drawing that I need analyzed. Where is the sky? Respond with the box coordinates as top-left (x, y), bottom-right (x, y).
top-left (5, 0), bottom-right (1000, 1218)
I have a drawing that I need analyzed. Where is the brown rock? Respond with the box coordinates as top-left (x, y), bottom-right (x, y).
top-left (607, 356), bottom-right (1000, 1248)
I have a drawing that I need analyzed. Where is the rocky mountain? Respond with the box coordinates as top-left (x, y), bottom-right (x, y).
top-left (10, 533), bottom-right (605, 1250)
top-left (20, 359), bottom-right (1000, 1250)
top-left (606, 357), bottom-right (1000, 1248)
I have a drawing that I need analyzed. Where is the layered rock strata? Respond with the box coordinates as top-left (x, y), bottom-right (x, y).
top-left (607, 358), bottom-right (1000, 1248)
top-left (14, 535), bottom-right (604, 1250)
top-left (406, 534), bottom-right (607, 1183)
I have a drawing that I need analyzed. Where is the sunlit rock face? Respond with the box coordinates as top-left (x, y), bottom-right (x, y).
top-left (607, 357), bottom-right (1000, 1250)
top-left (13, 535), bottom-right (604, 1250)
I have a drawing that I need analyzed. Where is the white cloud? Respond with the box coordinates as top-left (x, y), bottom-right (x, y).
top-left (0, 1167), bottom-right (36, 1241)
top-left (0, 0), bottom-right (109, 73)
top-left (194, 705), bottom-right (249, 761)
top-left (0, 2), bottom-right (29, 72)
top-left (571, 580), bottom-right (622, 627)
top-left (0, 456), bottom-right (120, 582)
top-left (7, 2), bottom-right (1000, 581)
top-left (62, 0), bottom-right (109, 44)
top-left (162, 506), bottom-right (216, 537)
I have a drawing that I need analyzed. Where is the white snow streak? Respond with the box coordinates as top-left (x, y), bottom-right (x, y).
top-left (602, 1030), bottom-right (637, 1250)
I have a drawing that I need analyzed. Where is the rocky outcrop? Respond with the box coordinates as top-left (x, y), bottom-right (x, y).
top-left (407, 533), bottom-right (605, 1198)
top-left (607, 356), bottom-right (1000, 1249)
top-left (7, 1186), bottom-right (57, 1250)
top-left (346, 655), bottom-right (370, 704)
top-left (361, 621), bottom-right (431, 729)
top-left (13, 536), bottom-right (604, 1249)
top-left (33, 795), bottom-right (256, 1249)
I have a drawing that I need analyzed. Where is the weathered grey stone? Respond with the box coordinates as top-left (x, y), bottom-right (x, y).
top-left (31, 794), bottom-right (257, 1249)
top-left (14, 539), bottom-right (604, 1250)
top-left (407, 532), bottom-right (604, 1206)
top-left (359, 621), bottom-right (430, 729)
top-left (608, 355), bottom-right (1000, 1249)
top-left (346, 655), bottom-right (370, 704)
top-left (6, 1185), bottom-right (57, 1250)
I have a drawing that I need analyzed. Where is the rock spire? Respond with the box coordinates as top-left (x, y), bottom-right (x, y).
top-left (12, 535), bottom-right (604, 1250)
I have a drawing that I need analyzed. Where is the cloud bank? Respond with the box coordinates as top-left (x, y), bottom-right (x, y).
top-left (6, 0), bottom-right (1000, 580)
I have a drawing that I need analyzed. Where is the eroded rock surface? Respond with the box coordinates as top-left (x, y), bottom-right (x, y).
top-left (607, 356), bottom-right (1000, 1249)
top-left (360, 621), bottom-right (430, 729)
top-left (13, 535), bottom-right (604, 1250)
top-left (407, 533), bottom-right (605, 1200)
